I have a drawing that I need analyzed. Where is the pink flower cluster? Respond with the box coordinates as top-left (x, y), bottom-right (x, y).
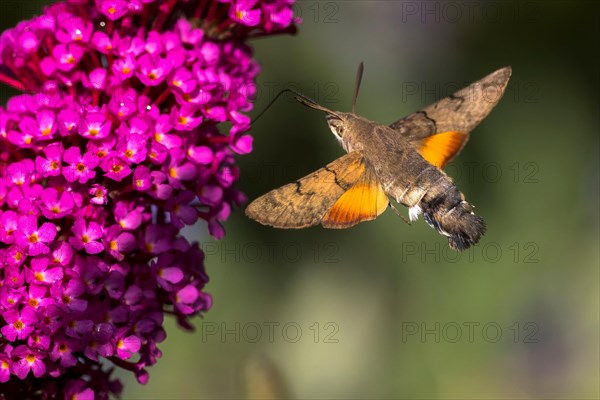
top-left (0, 0), bottom-right (297, 397)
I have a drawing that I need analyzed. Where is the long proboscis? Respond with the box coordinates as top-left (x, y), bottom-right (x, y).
top-left (251, 88), bottom-right (341, 126)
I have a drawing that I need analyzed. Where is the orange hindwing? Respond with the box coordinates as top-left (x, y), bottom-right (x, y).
top-left (322, 169), bottom-right (388, 229)
top-left (417, 131), bottom-right (468, 168)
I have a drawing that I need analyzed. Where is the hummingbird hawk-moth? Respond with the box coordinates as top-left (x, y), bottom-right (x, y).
top-left (245, 65), bottom-right (512, 250)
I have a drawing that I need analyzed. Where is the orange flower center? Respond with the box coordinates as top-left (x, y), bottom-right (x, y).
top-left (28, 233), bottom-right (39, 243)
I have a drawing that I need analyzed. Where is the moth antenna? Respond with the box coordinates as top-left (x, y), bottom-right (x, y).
top-left (294, 96), bottom-right (343, 119)
top-left (351, 62), bottom-right (364, 114)
top-left (252, 89), bottom-right (340, 126)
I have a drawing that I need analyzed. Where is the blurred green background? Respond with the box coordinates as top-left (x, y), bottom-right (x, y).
top-left (2, 1), bottom-right (599, 399)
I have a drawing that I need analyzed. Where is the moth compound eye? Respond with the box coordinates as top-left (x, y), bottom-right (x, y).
top-left (326, 117), bottom-right (344, 138)
top-left (328, 121), bottom-right (343, 138)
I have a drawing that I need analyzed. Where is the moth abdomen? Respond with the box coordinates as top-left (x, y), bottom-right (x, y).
top-left (421, 191), bottom-right (486, 251)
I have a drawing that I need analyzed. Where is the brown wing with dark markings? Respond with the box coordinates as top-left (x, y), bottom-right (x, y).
top-left (245, 152), bottom-right (366, 228)
top-left (245, 151), bottom-right (390, 229)
top-left (390, 67), bottom-right (512, 167)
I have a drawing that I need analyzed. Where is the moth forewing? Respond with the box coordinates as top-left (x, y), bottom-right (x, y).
top-left (389, 66), bottom-right (512, 141)
top-left (245, 152), bottom-right (368, 229)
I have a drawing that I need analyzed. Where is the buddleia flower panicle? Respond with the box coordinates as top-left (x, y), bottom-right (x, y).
top-left (0, 0), bottom-right (299, 397)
